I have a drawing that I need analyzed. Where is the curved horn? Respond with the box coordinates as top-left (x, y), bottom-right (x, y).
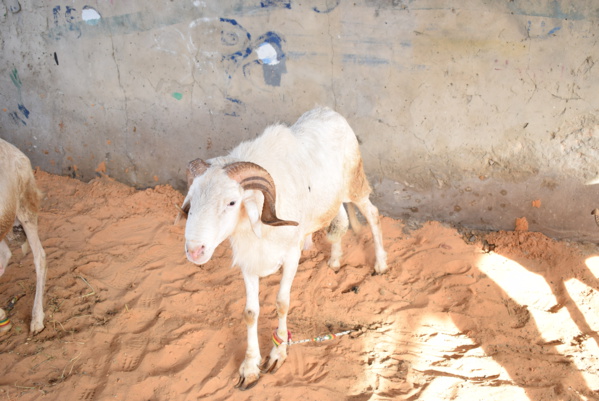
top-left (186, 158), bottom-right (211, 188)
top-left (224, 162), bottom-right (298, 227)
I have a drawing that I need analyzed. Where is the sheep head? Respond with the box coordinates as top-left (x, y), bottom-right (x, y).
top-left (182, 159), bottom-right (298, 265)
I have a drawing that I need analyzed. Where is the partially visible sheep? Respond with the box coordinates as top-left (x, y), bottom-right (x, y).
top-left (181, 107), bottom-right (388, 390)
top-left (0, 138), bottom-right (47, 335)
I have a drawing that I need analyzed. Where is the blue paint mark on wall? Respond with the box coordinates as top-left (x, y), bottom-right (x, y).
top-left (219, 18), bottom-right (287, 87)
top-left (526, 19), bottom-right (563, 39)
top-left (508, 0), bottom-right (584, 20)
top-left (261, 0), bottom-right (291, 9)
top-left (48, 7), bottom-right (188, 40)
top-left (219, 18), bottom-right (253, 66)
top-left (65, 6), bottom-right (77, 27)
top-left (342, 54), bottom-right (389, 66)
top-left (547, 26), bottom-right (561, 36)
top-left (52, 6), bottom-right (61, 25)
top-left (9, 112), bottom-right (27, 126)
top-left (51, 5), bottom-right (82, 39)
top-left (18, 104), bottom-right (30, 119)
top-left (224, 97), bottom-right (244, 116)
top-left (8, 69), bottom-right (30, 126)
top-left (312, 0), bottom-right (340, 13)
top-left (255, 32), bottom-right (286, 86)
top-left (10, 68), bottom-right (21, 89)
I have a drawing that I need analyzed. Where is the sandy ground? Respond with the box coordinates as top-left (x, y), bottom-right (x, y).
top-left (1, 171), bottom-right (599, 401)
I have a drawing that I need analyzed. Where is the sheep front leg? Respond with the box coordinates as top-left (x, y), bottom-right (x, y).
top-left (235, 272), bottom-right (262, 390)
top-left (0, 239), bottom-right (11, 276)
top-left (261, 248), bottom-right (300, 374)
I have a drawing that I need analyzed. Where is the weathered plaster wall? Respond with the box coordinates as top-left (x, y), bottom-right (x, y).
top-left (1, 0), bottom-right (598, 240)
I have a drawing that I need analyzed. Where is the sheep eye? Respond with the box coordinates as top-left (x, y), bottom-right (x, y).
top-left (228, 201), bottom-right (236, 207)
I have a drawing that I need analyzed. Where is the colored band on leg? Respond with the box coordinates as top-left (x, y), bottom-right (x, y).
top-left (272, 328), bottom-right (292, 347)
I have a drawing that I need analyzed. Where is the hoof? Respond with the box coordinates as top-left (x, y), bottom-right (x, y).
top-left (30, 322), bottom-right (45, 336)
top-left (234, 373), bottom-right (260, 391)
top-left (374, 260), bottom-right (388, 275)
top-left (260, 356), bottom-right (280, 374)
top-left (327, 259), bottom-right (341, 273)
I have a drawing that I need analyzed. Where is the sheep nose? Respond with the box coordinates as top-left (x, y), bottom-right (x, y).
top-left (187, 244), bottom-right (205, 261)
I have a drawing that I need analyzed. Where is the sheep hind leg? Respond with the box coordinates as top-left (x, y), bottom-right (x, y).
top-left (18, 214), bottom-right (47, 335)
top-left (352, 198), bottom-right (388, 274)
top-left (326, 205), bottom-right (349, 272)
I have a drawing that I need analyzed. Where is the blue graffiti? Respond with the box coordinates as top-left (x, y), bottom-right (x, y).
top-left (508, 0), bottom-right (584, 20)
top-left (8, 69), bottom-right (30, 126)
top-left (9, 104), bottom-right (30, 125)
top-left (52, 6), bottom-right (61, 25)
top-left (259, 31), bottom-right (283, 49)
top-left (219, 18), bottom-right (287, 87)
top-left (219, 18), bottom-right (253, 67)
top-left (51, 5), bottom-right (82, 39)
top-left (526, 20), bottom-right (562, 39)
top-left (261, 0), bottom-right (291, 9)
top-left (342, 54), bottom-right (389, 66)
top-left (224, 97), bottom-right (245, 117)
top-left (18, 104), bottom-right (30, 119)
top-left (255, 32), bottom-right (286, 86)
top-left (312, 0), bottom-right (340, 13)
top-left (9, 68), bottom-right (21, 88)
top-left (9, 111), bottom-right (27, 126)
top-left (547, 26), bottom-right (561, 36)
top-left (65, 6), bottom-right (77, 25)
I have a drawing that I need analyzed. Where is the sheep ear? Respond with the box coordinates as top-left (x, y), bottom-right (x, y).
top-left (243, 191), bottom-right (263, 238)
top-left (174, 194), bottom-right (191, 225)
top-left (186, 158), bottom-right (211, 188)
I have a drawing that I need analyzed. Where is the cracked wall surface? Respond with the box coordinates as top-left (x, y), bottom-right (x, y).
top-left (1, 0), bottom-right (599, 240)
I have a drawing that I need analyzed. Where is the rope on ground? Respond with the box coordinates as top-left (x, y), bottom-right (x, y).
top-left (272, 328), bottom-right (356, 347)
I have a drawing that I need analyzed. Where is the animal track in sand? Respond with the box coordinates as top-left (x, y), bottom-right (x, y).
top-left (112, 335), bottom-right (149, 372)
top-left (103, 269), bottom-right (140, 290)
top-left (77, 388), bottom-right (96, 400)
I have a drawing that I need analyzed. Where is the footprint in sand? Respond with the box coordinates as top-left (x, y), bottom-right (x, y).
top-left (125, 294), bottom-right (162, 333)
top-left (282, 349), bottom-right (330, 386)
top-left (138, 293), bottom-right (161, 310)
top-left (103, 269), bottom-right (139, 290)
top-left (102, 243), bottom-right (168, 290)
top-left (113, 336), bottom-right (149, 372)
top-left (131, 243), bottom-right (170, 272)
top-left (298, 361), bottom-right (329, 384)
top-left (77, 388), bottom-right (96, 401)
top-left (75, 376), bottom-right (102, 400)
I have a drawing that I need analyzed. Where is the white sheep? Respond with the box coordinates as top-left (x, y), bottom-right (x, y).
top-left (0, 138), bottom-right (47, 335)
top-left (181, 107), bottom-right (387, 390)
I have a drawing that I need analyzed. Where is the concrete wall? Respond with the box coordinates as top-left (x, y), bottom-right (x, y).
top-left (1, 0), bottom-right (599, 240)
